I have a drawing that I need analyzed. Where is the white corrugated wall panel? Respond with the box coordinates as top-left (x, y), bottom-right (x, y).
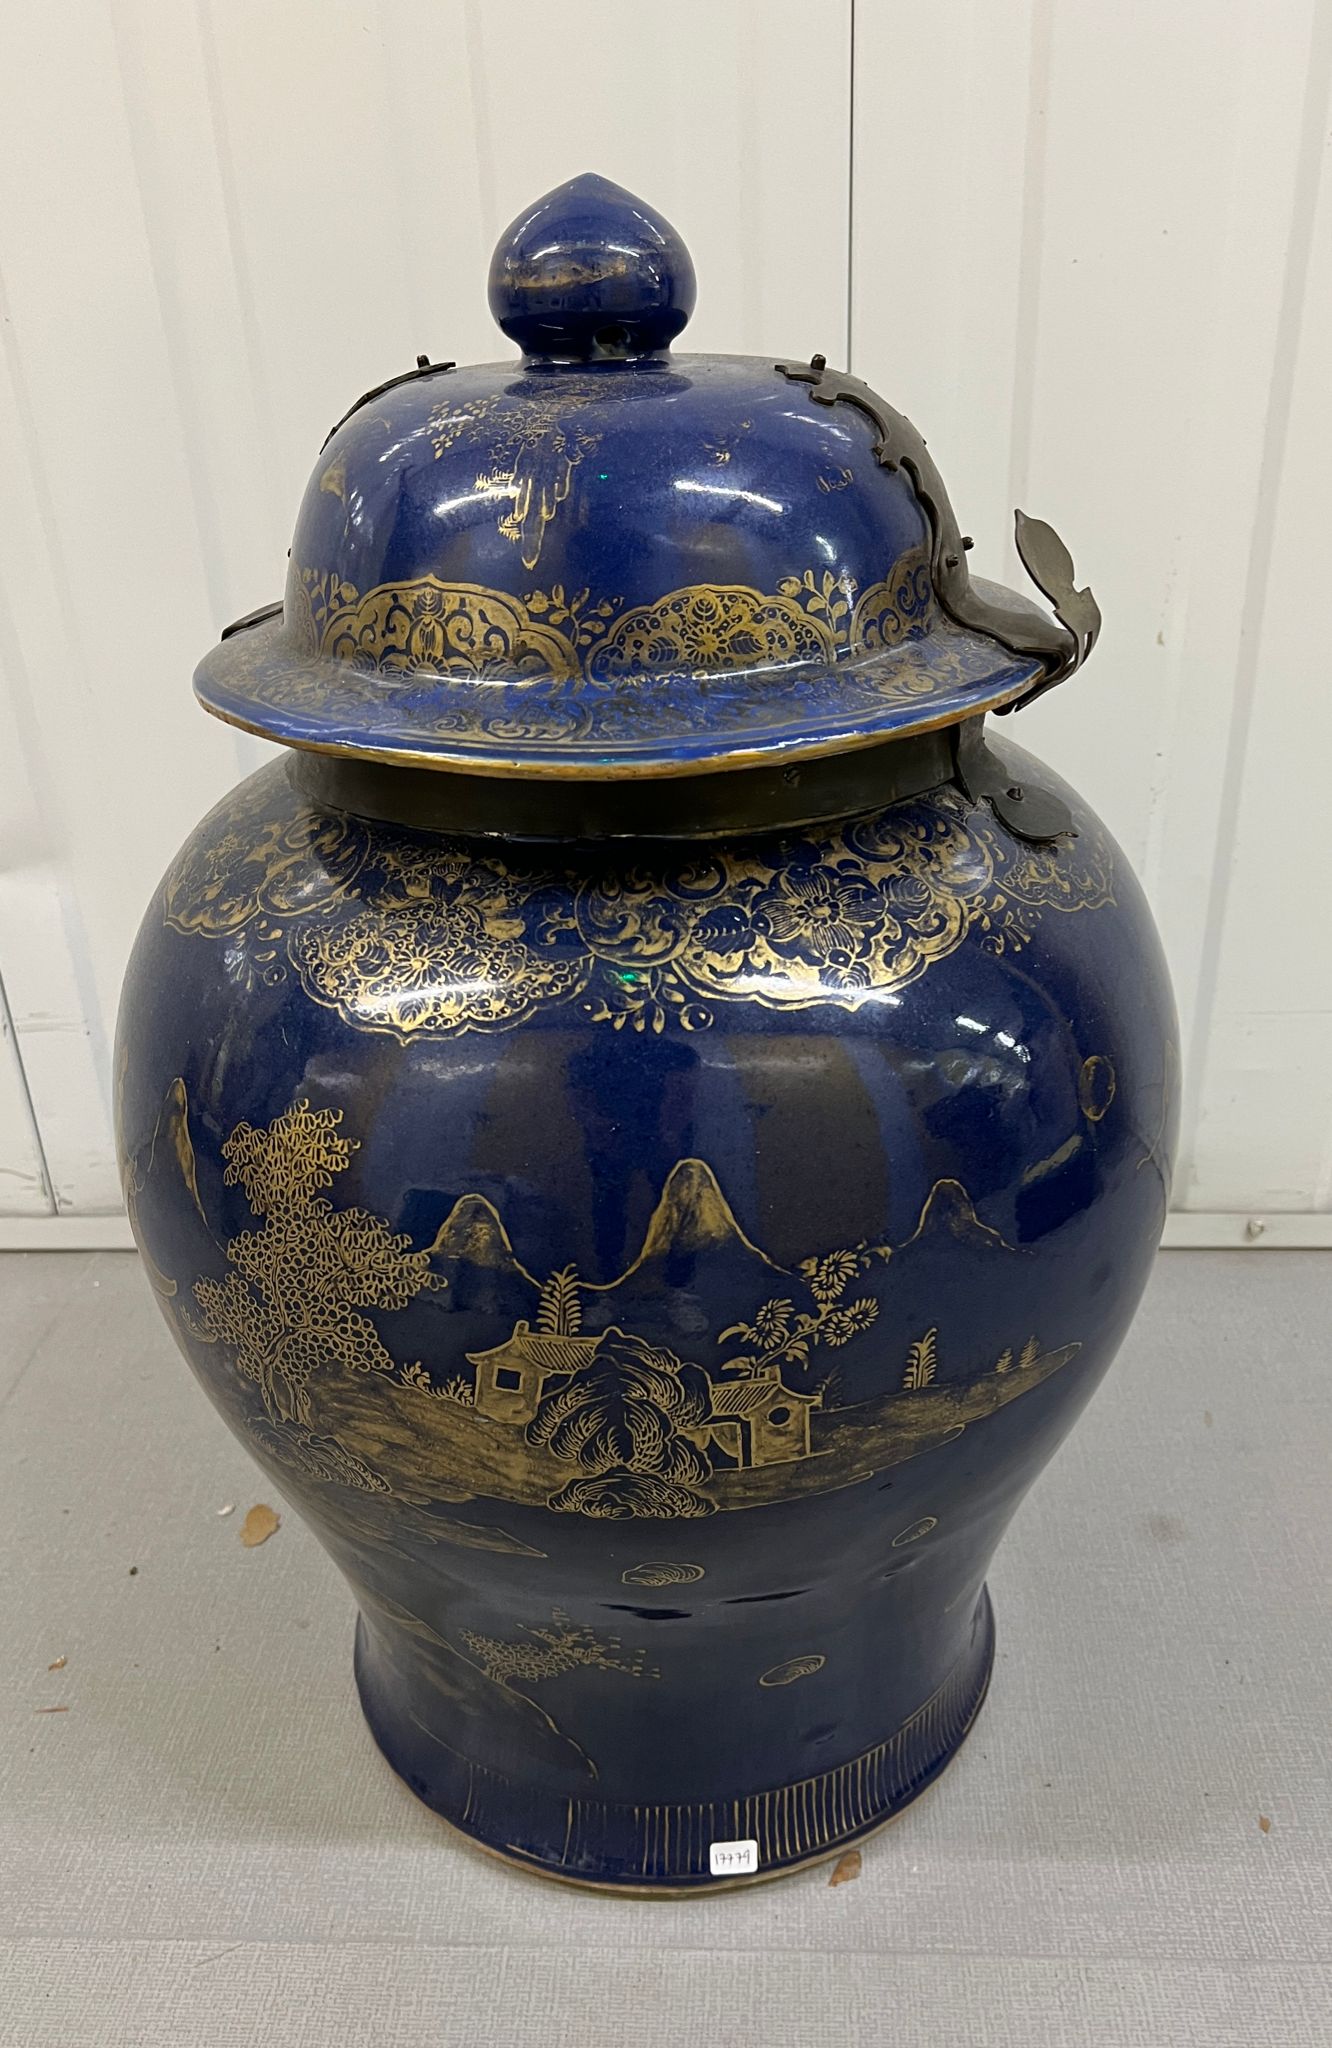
top-left (0, 0), bottom-right (851, 1215)
top-left (852, 0), bottom-right (1331, 1215)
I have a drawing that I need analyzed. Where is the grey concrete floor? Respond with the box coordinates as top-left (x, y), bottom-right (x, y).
top-left (0, 1249), bottom-right (1329, 2047)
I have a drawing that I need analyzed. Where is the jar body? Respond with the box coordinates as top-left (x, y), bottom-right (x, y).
top-left (117, 741), bottom-right (1176, 1890)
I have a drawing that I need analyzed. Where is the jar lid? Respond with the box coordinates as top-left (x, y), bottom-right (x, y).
top-left (197, 173), bottom-right (1099, 782)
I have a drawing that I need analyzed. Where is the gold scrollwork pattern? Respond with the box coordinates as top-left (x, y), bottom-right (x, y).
top-left (851, 555), bottom-right (935, 656)
top-left (288, 839), bottom-right (592, 1037)
top-left (586, 583), bottom-right (835, 679)
top-left (201, 543), bottom-right (1028, 754)
top-left (294, 573), bottom-right (581, 683)
top-left (161, 774), bottom-right (369, 958)
top-left (163, 766), bottom-right (1115, 1041)
top-left (289, 556), bottom-right (933, 684)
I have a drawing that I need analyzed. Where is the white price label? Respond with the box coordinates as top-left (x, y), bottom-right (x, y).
top-left (709, 1838), bottom-right (759, 1878)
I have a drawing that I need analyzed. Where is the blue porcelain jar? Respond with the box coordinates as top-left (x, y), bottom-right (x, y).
top-left (117, 175), bottom-right (1176, 1892)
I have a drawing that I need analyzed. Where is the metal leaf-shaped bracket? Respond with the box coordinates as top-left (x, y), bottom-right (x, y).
top-left (1011, 510), bottom-right (1102, 705)
top-left (775, 356), bottom-right (1100, 706)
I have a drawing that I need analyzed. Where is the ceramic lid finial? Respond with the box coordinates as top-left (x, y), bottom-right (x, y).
top-left (487, 172), bottom-right (696, 361)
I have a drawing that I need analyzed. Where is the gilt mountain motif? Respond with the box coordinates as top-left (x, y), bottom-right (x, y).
top-left (154, 1095), bottom-right (1082, 1522)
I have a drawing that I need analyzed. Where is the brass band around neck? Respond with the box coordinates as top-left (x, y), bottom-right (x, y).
top-left (286, 726), bottom-right (958, 844)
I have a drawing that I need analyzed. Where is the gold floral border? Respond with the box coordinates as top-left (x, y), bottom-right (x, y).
top-left (163, 765), bottom-right (1114, 1040)
top-left (288, 550), bottom-right (935, 685)
top-left (198, 542), bottom-right (1042, 759)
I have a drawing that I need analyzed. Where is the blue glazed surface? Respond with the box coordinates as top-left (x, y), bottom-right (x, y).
top-left (195, 178), bottom-right (1044, 775)
top-left (488, 172), bottom-right (697, 358)
top-left (117, 736), bottom-right (1177, 1888)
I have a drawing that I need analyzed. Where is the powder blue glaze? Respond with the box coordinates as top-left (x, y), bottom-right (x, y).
top-left (120, 178), bottom-right (1168, 1891)
top-left (194, 180), bottom-right (1042, 775)
top-left (118, 737), bottom-right (1176, 1889)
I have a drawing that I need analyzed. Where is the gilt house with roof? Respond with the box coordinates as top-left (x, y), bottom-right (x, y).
top-left (467, 1321), bottom-right (599, 1426)
top-left (686, 1364), bottom-right (822, 1468)
top-left (468, 1322), bottom-right (821, 1466)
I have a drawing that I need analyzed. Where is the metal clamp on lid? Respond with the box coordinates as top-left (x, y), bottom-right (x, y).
top-left (195, 175), bottom-right (1101, 825)
top-left (776, 357), bottom-right (1100, 707)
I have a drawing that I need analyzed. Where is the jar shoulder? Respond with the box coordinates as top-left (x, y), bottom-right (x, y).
top-left (123, 743), bottom-right (1167, 1044)
top-left (119, 745), bottom-right (1176, 1261)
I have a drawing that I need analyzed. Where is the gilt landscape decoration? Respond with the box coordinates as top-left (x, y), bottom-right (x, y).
top-left (427, 377), bottom-right (609, 572)
top-left (356, 1587), bottom-right (653, 1781)
top-left (147, 1091), bottom-right (1083, 1524)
